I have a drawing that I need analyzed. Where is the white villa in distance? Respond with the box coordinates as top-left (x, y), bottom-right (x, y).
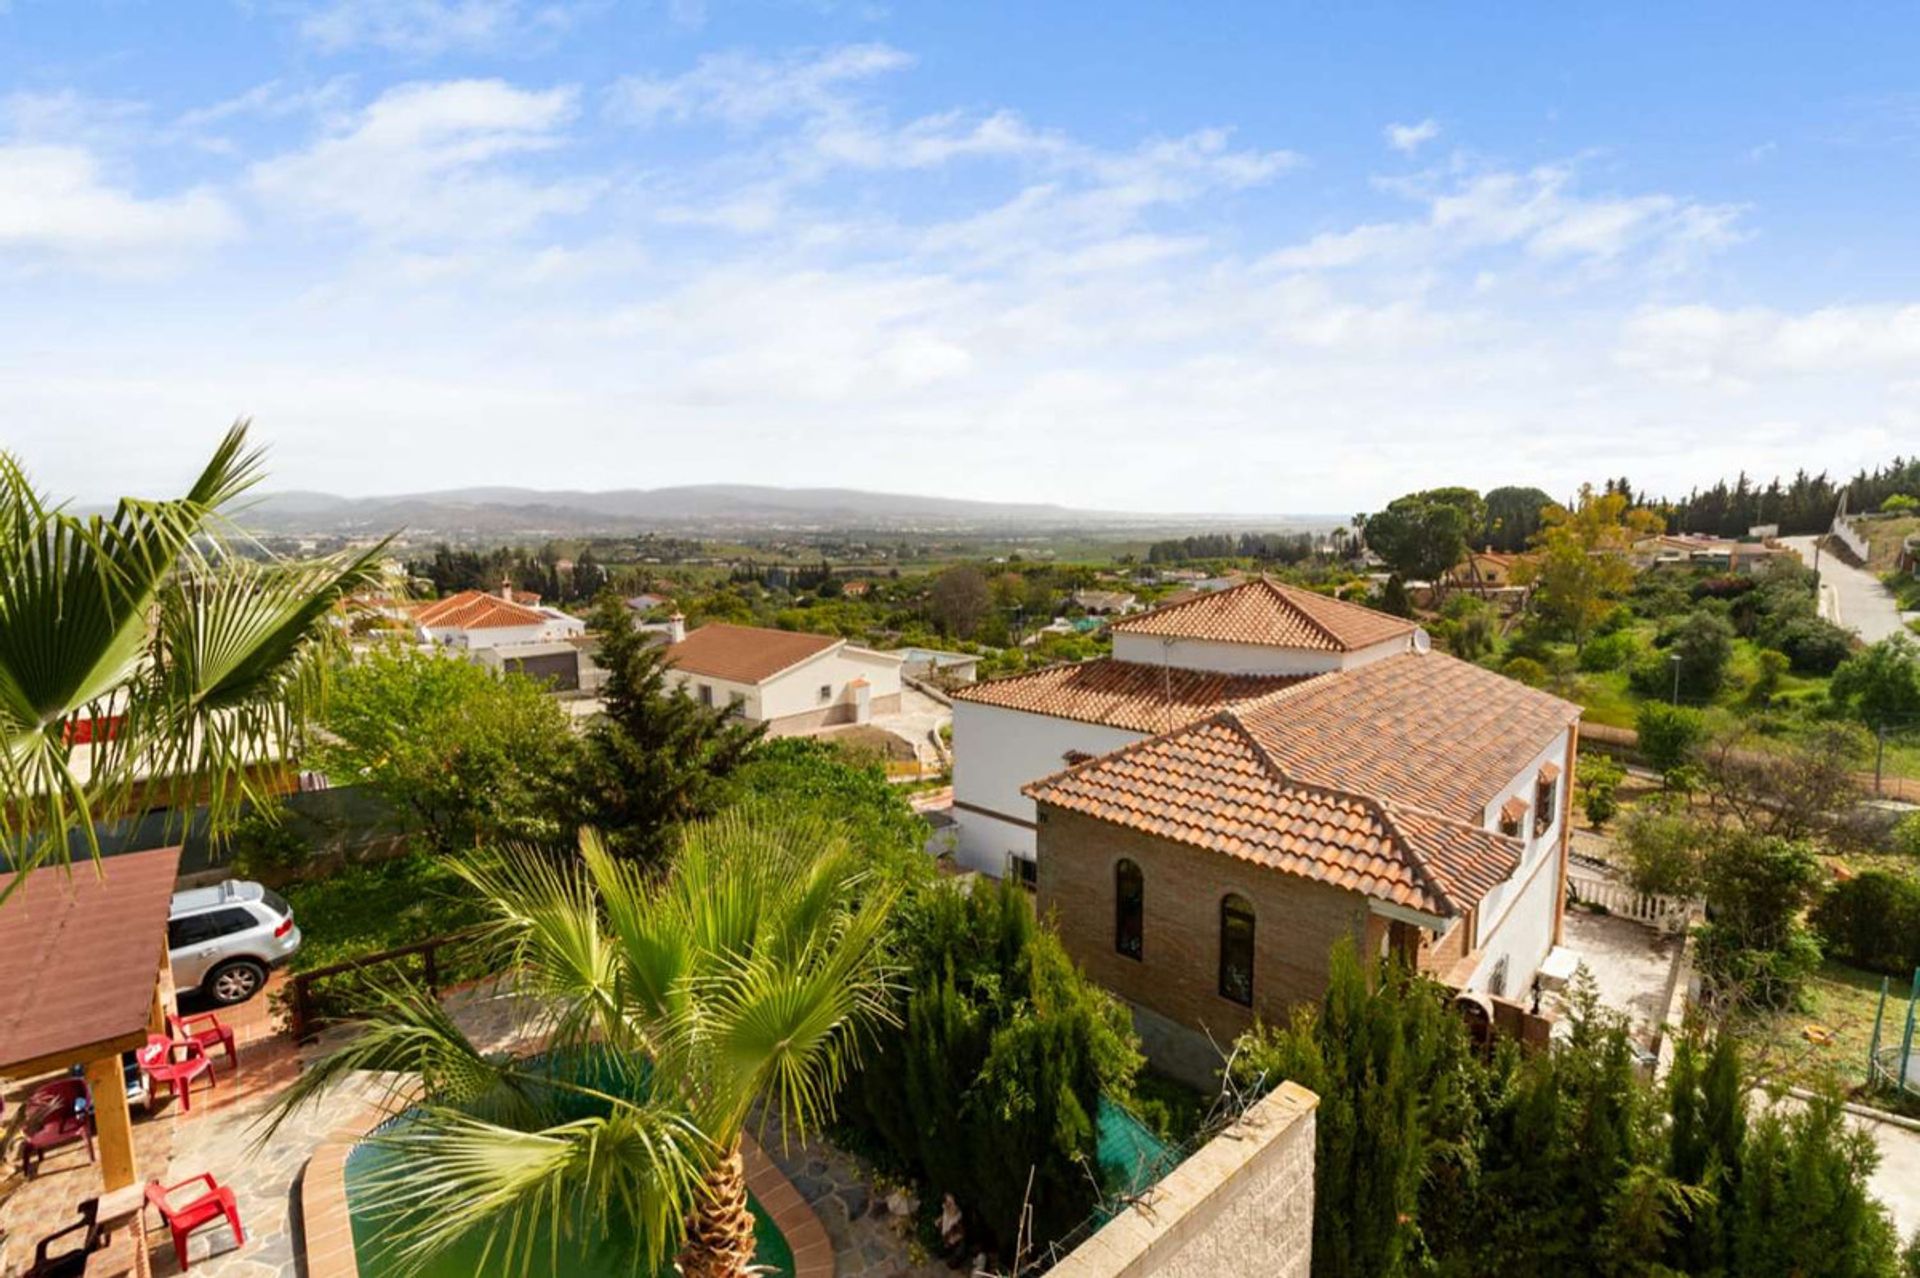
top-left (661, 618), bottom-right (905, 735)
top-left (949, 578), bottom-right (1581, 1018)
top-left (412, 584), bottom-right (586, 651)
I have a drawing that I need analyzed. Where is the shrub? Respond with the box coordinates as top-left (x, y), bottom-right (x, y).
top-left (1502, 656), bottom-right (1547, 687)
top-left (1697, 833), bottom-right (1826, 1009)
top-left (1894, 812), bottom-right (1920, 858)
top-left (1693, 574), bottom-right (1758, 600)
top-left (1768, 614), bottom-right (1855, 675)
top-left (843, 878), bottom-right (1142, 1258)
top-left (1882, 493), bottom-right (1917, 514)
top-left (1748, 648), bottom-right (1790, 706)
top-left (1812, 870), bottom-right (1920, 975)
top-left (1576, 753), bottom-right (1625, 828)
top-left (1578, 628), bottom-right (1641, 672)
top-left (1617, 805), bottom-right (1704, 897)
top-left (1637, 702), bottom-right (1707, 782)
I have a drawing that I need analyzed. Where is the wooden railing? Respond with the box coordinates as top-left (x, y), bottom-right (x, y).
top-left (283, 927), bottom-right (490, 1042)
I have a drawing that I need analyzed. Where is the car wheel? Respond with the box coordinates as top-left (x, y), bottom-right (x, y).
top-left (205, 960), bottom-right (268, 1006)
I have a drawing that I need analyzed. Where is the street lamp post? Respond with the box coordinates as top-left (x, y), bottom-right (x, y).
top-left (1669, 653), bottom-right (1682, 706)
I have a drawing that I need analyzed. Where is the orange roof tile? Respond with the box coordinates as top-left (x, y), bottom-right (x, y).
top-left (413, 590), bottom-right (553, 630)
top-left (665, 623), bottom-right (841, 684)
top-left (1110, 577), bottom-right (1417, 651)
top-left (1234, 651), bottom-right (1581, 823)
top-left (1025, 716), bottom-right (1519, 917)
top-left (950, 658), bottom-right (1316, 733)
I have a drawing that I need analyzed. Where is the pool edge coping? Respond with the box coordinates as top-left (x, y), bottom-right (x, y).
top-left (300, 1110), bottom-right (836, 1278)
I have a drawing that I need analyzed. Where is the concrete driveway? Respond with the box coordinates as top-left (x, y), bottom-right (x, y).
top-left (868, 685), bottom-right (952, 768)
top-left (1783, 535), bottom-right (1907, 643)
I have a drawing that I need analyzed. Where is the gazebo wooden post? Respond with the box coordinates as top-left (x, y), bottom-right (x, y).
top-left (84, 1052), bottom-right (139, 1191)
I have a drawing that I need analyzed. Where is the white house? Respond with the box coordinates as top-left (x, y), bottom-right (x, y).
top-left (661, 620), bottom-right (905, 735)
top-left (413, 587), bottom-right (586, 651)
top-left (950, 577), bottom-right (1579, 1001)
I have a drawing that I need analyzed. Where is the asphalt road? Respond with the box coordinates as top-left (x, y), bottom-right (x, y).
top-left (1782, 535), bottom-right (1908, 643)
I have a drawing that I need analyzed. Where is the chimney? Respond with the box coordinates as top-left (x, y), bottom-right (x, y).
top-left (667, 613), bottom-right (686, 644)
top-left (498, 578), bottom-right (514, 601)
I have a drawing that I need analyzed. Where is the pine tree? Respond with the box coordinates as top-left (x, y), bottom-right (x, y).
top-left (575, 592), bottom-right (765, 859)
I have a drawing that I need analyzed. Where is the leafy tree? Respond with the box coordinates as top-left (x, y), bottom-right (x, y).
top-left (1664, 609), bottom-right (1736, 699)
top-left (1617, 804), bottom-right (1704, 897)
top-left (729, 737), bottom-right (930, 883)
top-left (272, 811), bottom-right (900, 1278)
top-left (1480, 485), bottom-right (1555, 553)
top-left (1748, 648), bottom-right (1790, 706)
top-left (1695, 723), bottom-right (1865, 842)
top-left (1515, 486), bottom-right (1662, 650)
top-left (1882, 493), bottom-right (1917, 514)
top-left (1637, 702), bottom-right (1707, 785)
top-left (1364, 488), bottom-right (1483, 593)
top-left (930, 565), bottom-right (992, 639)
top-left (0, 423), bottom-right (386, 880)
top-left (1577, 753), bottom-right (1625, 827)
top-left (318, 645), bottom-right (578, 851)
top-left (1378, 573), bottom-right (1413, 618)
top-left (1578, 628), bottom-right (1642, 673)
top-left (1831, 635), bottom-right (1920, 731)
top-left (577, 594), bottom-right (765, 861)
top-left (1696, 833), bottom-right (1825, 1009)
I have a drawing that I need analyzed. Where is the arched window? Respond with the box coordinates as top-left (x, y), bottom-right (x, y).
top-left (1219, 894), bottom-right (1255, 1006)
top-left (1115, 859), bottom-right (1144, 960)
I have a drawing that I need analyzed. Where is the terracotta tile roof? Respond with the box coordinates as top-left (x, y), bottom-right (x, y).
top-left (0, 846), bottom-right (181, 1070)
top-left (1025, 716), bottom-right (1518, 917)
top-left (414, 590), bottom-right (552, 631)
top-left (665, 623), bottom-right (841, 684)
top-left (1109, 577), bottom-right (1417, 652)
top-left (1235, 651), bottom-right (1582, 823)
top-left (951, 658), bottom-right (1315, 733)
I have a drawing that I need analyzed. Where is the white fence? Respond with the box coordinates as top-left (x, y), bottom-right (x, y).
top-left (1566, 867), bottom-right (1692, 933)
top-left (1831, 514), bottom-right (1871, 561)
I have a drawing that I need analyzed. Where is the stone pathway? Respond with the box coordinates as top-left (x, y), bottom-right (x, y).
top-left (752, 1106), bottom-right (959, 1278)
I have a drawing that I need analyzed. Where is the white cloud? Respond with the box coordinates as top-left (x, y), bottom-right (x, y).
top-left (1385, 118), bottom-right (1440, 154)
top-left (1616, 303), bottom-right (1920, 387)
top-left (299, 0), bottom-right (590, 56)
top-left (1265, 164), bottom-right (1742, 275)
top-left (0, 144), bottom-right (238, 269)
top-left (608, 44), bottom-right (913, 128)
top-left (250, 80), bottom-right (594, 242)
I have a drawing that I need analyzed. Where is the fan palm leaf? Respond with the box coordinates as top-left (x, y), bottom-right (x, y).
top-left (0, 421), bottom-right (388, 888)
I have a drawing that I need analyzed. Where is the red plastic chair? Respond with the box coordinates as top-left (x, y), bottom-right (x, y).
top-left (18, 1078), bottom-right (94, 1176)
top-left (168, 1012), bottom-right (238, 1071)
top-left (144, 1173), bottom-right (245, 1271)
top-left (135, 1035), bottom-right (216, 1112)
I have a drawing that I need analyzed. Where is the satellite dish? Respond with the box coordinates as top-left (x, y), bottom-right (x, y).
top-left (1412, 628), bottom-right (1432, 654)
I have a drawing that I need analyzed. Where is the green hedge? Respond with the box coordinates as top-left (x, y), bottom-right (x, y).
top-left (1813, 870), bottom-right (1920, 975)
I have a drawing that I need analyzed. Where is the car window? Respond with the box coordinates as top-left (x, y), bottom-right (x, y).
top-left (168, 907), bottom-right (257, 948)
top-left (261, 888), bottom-right (291, 917)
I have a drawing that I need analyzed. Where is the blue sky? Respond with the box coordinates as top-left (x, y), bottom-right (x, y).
top-left (4, 2), bottom-right (1918, 513)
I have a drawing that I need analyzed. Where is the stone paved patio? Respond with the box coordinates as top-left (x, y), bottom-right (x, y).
top-left (752, 1106), bottom-right (959, 1278)
top-left (1558, 907), bottom-right (1681, 1046)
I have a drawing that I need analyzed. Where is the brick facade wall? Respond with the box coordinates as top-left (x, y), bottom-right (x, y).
top-left (1048, 1081), bottom-right (1318, 1278)
top-left (1036, 805), bottom-right (1372, 1063)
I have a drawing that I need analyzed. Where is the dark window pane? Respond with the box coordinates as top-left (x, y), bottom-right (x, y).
top-left (1219, 894), bottom-right (1255, 1006)
top-left (1115, 859), bottom-right (1144, 960)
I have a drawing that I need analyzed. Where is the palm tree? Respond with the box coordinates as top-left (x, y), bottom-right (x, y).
top-left (269, 809), bottom-right (900, 1277)
top-left (0, 421), bottom-right (387, 885)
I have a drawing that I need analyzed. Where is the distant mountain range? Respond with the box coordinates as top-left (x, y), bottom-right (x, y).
top-left (233, 483), bottom-right (1135, 537)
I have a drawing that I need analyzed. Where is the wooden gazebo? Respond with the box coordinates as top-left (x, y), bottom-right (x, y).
top-left (0, 846), bottom-right (181, 1190)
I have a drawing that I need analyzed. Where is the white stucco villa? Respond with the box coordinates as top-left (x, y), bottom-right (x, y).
top-left (661, 619), bottom-right (905, 735)
top-left (412, 586), bottom-right (586, 651)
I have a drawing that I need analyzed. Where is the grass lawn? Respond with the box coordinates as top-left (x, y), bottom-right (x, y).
top-left (1737, 960), bottom-right (1912, 1103)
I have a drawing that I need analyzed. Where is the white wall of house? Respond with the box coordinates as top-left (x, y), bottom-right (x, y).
top-left (1463, 724), bottom-right (1575, 997)
top-left (664, 644), bottom-right (904, 726)
top-left (1108, 632), bottom-right (1411, 676)
top-left (951, 700), bottom-right (1143, 875)
top-left (424, 621), bottom-right (550, 651)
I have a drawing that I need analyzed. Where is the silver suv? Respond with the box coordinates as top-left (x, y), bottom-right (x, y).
top-left (167, 880), bottom-right (302, 1006)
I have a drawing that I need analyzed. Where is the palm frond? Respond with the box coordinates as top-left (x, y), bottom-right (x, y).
top-left (356, 1101), bottom-right (709, 1278)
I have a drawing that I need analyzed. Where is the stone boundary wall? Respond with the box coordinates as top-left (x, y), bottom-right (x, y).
top-left (1048, 1082), bottom-right (1318, 1278)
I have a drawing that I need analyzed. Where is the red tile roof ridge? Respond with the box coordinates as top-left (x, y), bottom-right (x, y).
top-left (1109, 575), bottom-right (1416, 651)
